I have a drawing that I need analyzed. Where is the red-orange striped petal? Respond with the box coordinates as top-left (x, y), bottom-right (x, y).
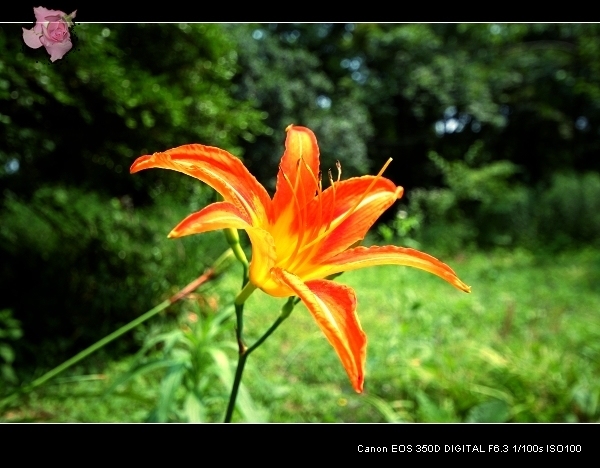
top-left (272, 126), bottom-right (320, 218)
top-left (315, 245), bottom-right (471, 293)
top-left (130, 144), bottom-right (271, 226)
top-left (307, 176), bottom-right (403, 261)
top-left (271, 268), bottom-right (367, 393)
top-left (167, 201), bottom-right (252, 238)
top-left (167, 202), bottom-right (277, 285)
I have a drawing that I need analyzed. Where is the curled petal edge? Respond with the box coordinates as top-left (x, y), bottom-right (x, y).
top-left (167, 201), bottom-right (277, 285)
top-left (167, 201), bottom-right (252, 238)
top-left (130, 144), bottom-right (271, 227)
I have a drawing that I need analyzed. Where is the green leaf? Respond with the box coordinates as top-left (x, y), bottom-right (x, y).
top-left (210, 349), bottom-right (267, 422)
top-left (362, 394), bottom-right (403, 423)
top-left (104, 358), bottom-right (181, 396)
top-left (0, 344), bottom-right (15, 364)
top-left (1, 363), bottom-right (17, 384)
top-left (415, 391), bottom-right (456, 422)
top-left (153, 363), bottom-right (186, 422)
top-left (466, 400), bottom-right (510, 423)
top-left (184, 392), bottom-right (206, 423)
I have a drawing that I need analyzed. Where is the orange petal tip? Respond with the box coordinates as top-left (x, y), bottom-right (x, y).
top-left (129, 154), bottom-right (153, 174)
top-left (354, 374), bottom-right (364, 393)
top-left (455, 279), bottom-right (471, 293)
top-left (285, 124), bottom-right (294, 132)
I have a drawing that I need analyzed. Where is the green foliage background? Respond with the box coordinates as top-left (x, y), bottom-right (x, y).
top-left (1, 23), bottom-right (599, 421)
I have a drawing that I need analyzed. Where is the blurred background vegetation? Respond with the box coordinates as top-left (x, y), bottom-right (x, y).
top-left (1, 23), bottom-right (599, 422)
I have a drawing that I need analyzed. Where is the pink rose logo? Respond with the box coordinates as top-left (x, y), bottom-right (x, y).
top-left (22, 7), bottom-right (77, 62)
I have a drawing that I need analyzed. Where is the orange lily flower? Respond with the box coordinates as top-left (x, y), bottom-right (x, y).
top-left (130, 125), bottom-right (470, 393)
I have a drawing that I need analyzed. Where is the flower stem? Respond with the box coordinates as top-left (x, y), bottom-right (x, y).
top-left (232, 282), bottom-right (257, 354)
top-left (223, 228), bottom-right (249, 286)
top-left (223, 349), bottom-right (249, 423)
top-left (246, 297), bottom-right (295, 354)
top-left (235, 281), bottom-right (257, 306)
top-left (234, 302), bottom-right (247, 355)
top-left (0, 249), bottom-right (234, 412)
top-left (224, 296), bottom-right (296, 423)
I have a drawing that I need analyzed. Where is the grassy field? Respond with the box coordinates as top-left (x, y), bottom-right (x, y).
top-left (3, 247), bottom-right (600, 422)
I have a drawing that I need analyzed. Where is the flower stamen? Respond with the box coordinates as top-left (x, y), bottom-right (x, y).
top-left (299, 158), bottom-right (394, 255)
top-left (293, 158), bottom-right (309, 257)
top-left (299, 158), bottom-right (323, 242)
top-left (326, 168), bottom-right (337, 232)
top-left (285, 167), bottom-right (332, 272)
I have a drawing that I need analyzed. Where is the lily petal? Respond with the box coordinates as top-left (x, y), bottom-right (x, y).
top-left (130, 145), bottom-right (271, 227)
top-left (167, 201), bottom-right (277, 286)
top-left (314, 245), bottom-right (472, 293)
top-left (167, 201), bottom-right (252, 238)
top-left (272, 126), bottom-right (320, 216)
top-left (306, 176), bottom-right (403, 262)
top-left (271, 268), bottom-right (367, 393)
